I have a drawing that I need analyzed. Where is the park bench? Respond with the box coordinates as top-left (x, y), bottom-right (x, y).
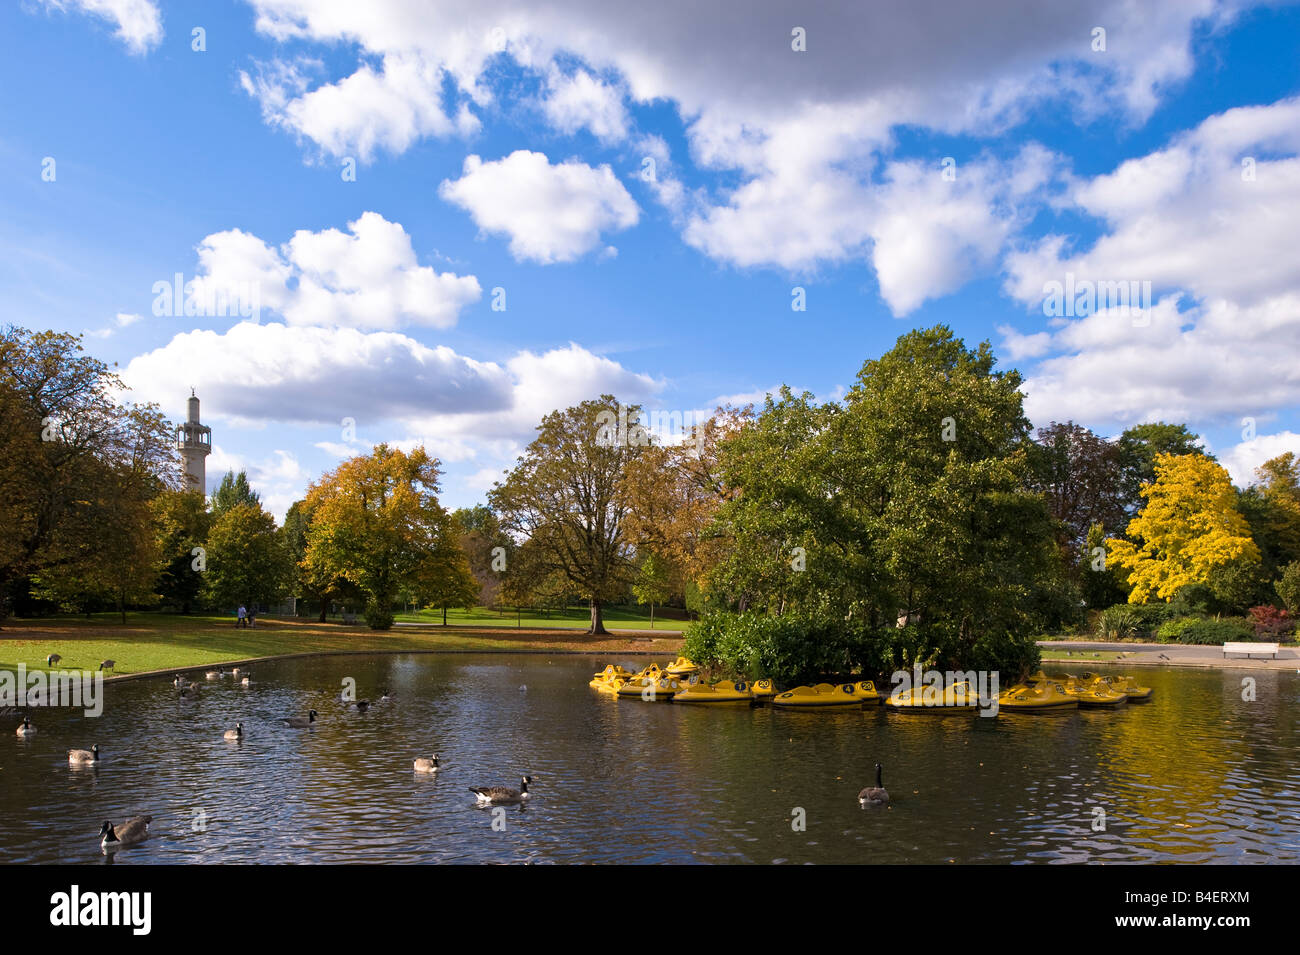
top-left (1223, 641), bottom-right (1279, 659)
top-left (342, 611), bottom-right (358, 625)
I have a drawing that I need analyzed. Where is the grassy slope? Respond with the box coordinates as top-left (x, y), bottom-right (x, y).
top-left (0, 614), bottom-right (685, 676)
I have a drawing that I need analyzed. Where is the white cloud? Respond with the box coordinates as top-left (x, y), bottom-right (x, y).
top-left (1004, 97), bottom-right (1300, 428)
top-left (1221, 432), bottom-right (1300, 488)
top-left (207, 446), bottom-right (306, 522)
top-left (541, 67), bottom-right (629, 143)
top-left (41, 0), bottom-right (162, 54)
top-left (188, 212), bottom-right (481, 330)
top-left (996, 324), bottom-right (1052, 361)
top-left (439, 151), bottom-right (639, 263)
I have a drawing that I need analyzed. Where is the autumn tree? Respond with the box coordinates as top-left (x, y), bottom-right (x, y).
top-left (1116, 422), bottom-right (1204, 515)
top-left (302, 445), bottom-right (458, 630)
top-left (451, 506), bottom-right (511, 607)
top-left (1238, 452), bottom-right (1300, 580)
top-left (152, 489), bottom-right (211, 613)
top-left (1027, 421), bottom-right (1128, 550)
top-left (1107, 453), bottom-right (1260, 604)
top-left (489, 396), bottom-right (649, 635)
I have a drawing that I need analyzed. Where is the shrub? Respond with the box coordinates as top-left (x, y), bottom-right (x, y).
top-left (1158, 617), bottom-right (1253, 645)
top-left (1096, 605), bottom-right (1140, 640)
top-left (364, 599), bottom-right (395, 630)
top-left (1247, 605), bottom-right (1294, 640)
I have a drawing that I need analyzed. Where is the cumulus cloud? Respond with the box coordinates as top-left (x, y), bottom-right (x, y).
top-left (439, 151), bottom-right (639, 263)
top-left (1004, 97), bottom-right (1300, 428)
top-left (40, 0), bottom-right (162, 54)
top-left (1221, 431), bottom-right (1300, 488)
top-left (541, 67), bottom-right (629, 143)
top-left (187, 212), bottom-right (481, 330)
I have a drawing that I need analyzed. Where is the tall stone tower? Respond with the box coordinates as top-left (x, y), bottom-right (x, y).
top-left (177, 389), bottom-right (212, 493)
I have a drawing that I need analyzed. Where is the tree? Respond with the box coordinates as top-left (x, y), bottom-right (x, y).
top-left (631, 552), bottom-right (672, 628)
top-left (1117, 422), bottom-right (1204, 515)
top-left (152, 489), bottom-right (211, 613)
top-left (489, 396), bottom-right (649, 635)
top-left (451, 506), bottom-right (511, 608)
top-left (1238, 452), bottom-right (1300, 579)
top-left (418, 539), bottom-right (479, 626)
top-left (1276, 560), bottom-right (1300, 615)
top-left (1027, 421), bottom-right (1128, 551)
top-left (0, 326), bottom-right (178, 623)
top-left (302, 445), bottom-right (458, 630)
top-left (203, 501), bottom-right (289, 613)
top-left (1107, 453), bottom-right (1260, 604)
top-left (211, 470), bottom-right (261, 517)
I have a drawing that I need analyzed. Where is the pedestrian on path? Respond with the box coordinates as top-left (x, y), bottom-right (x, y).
top-left (237, 605), bottom-right (247, 628)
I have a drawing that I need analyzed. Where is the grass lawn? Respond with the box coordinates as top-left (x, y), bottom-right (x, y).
top-left (0, 613), bottom-right (686, 677)
top-left (393, 605), bottom-right (691, 632)
top-left (1038, 649), bottom-right (1131, 662)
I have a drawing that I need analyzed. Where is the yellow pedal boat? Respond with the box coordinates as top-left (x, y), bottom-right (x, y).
top-left (672, 679), bottom-right (754, 704)
top-left (1081, 672), bottom-right (1153, 703)
top-left (997, 681), bottom-right (1078, 713)
top-left (751, 679), bottom-right (776, 700)
top-left (1064, 681), bottom-right (1128, 707)
top-left (772, 683), bottom-right (866, 709)
top-left (883, 680), bottom-right (982, 712)
top-left (665, 656), bottom-right (700, 677)
top-left (588, 664), bottom-right (636, 690)
top-left (615, 674), bottom-right (681, 701)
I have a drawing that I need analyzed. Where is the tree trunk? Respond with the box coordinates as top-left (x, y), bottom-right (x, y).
top-left (318, 601), bottom-right (327, 623)
top-left (588, 598), bottom-right (608, 636)
top-left (649, 602), bottom-right (655, 629)
top-left (442, 605), bottom-right (447, 626)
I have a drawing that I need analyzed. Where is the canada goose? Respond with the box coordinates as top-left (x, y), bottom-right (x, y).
top-left (172, 674), bottom-right (188, 688)
top-left (354, 700), bottom-right (370, 713)
top-left (469, 776), bottom-right (533, 805)
top-left (413, 755), bottom-right (440, 773)
top-left (100, 815), bottom-right (151, 849)
top-left (15, 717), bottom-right (35, 737)
top-left (99, 659), bottom-right (116, 673)
top-left (179, 685), bottom-right (200, 702)
top-left (69, 744), bottom-right (101, 766)
top-left (859, 763), bottom-right (889, 806)
top-left (205, 669), bottom-right (221, 680)
top-left (282, 709), bottom-right (318, 728)
top-left (231, 667), bottom-right (242, 676)
top-left (240, 674), bottom-right (251, 686)
top-left (379, 688), bottom-right (392, 702)
top-left (46, 653), bottom-right (61, 666)
top-left (223, 722), bottom-right (243, 741)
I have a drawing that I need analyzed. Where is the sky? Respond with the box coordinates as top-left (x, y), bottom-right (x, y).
top-left (2, 0), bottom-right (1299, 520)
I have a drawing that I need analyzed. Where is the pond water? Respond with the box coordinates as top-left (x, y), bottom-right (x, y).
top-left (1, 655), bottom-right (1297, 864)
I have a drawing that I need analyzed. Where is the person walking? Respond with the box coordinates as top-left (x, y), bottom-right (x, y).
top-left (248, 605), bottom-right (257, 629)
top-left (237, 605), bottom-right (247, 628)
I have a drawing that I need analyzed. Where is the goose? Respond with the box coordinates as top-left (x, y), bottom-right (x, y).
top-left (858, 763), bottom-right (889, 806)
top-left (413, 755), bottom-right (440, 773)
top-left (282, 709), bottom-right (318, 728)
top-left (379, 688), bottom-right (393, 702)
top-left (469, 775), bottom-right (533, 805)
top-left (205, 669), bottom-right (222, 681)
top-left (354, 700), bottom-right (371, 713)
top-left (172, 674), bottom-right (188, 688)
top-left (179, 685), bottom-right (200, 702)
top-left (240, 674), bottom-right (251, 686)
top-left (99, 659), bottom-right (116, 673)
top-left (69, 744), bottom-right (101, 766)
top-left (231, 667), bottom-right (243, 676)
top-left (223, 722), bottom-right (243, 741)
top-left (15, 717), bottom-right (35, 737)
top-left (46, 653), bottom-right (61, 666)
top-left (100, 815), bottom-right (151, 850)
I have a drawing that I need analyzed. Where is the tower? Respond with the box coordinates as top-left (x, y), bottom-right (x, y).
top-left (177, 389), bottom-right (211, 493)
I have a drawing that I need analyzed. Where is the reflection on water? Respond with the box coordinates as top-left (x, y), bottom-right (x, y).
top-left (1, 656), bottom-right (1296, 864)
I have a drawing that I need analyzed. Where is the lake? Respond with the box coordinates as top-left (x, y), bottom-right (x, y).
top-left (2, 654), bottom-right (1297, 864)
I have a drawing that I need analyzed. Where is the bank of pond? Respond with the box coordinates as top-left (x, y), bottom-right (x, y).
top-left (589, 659), bottom-right (1154, 714)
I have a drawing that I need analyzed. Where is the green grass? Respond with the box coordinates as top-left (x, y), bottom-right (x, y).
top-left (0, 612), bottom-right (686, 677)
top-left (392, 605), bottom-right (691, 631)
top-left (1038, 650), bottom-right (1130, 662)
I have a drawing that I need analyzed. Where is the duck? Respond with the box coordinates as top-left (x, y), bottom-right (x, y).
top-left (46, 653), bottom-right (62, 666)
top-left (413, 755), bottom-right (440, 773)
top-left (15, 716), bottom-right (35, 737)
top-left (858, 763), bottom-right (889, 806)
top-left (68, 744), bottom-right (101, 766)
top-left (282, 710), bottom-right (318, 728)
top-left (469, 775), bottom-right (533, 805)
top-left (100, 815), bottom-right (151, 850)
top-left (223, 722), bottom-right (243, 741)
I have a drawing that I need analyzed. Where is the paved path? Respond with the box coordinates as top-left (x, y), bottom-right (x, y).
top-left (1038, 639), bottom-right (1300, 670)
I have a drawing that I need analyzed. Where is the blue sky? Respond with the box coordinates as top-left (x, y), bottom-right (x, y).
top-left (2, 0), bottom-right (1299, 518)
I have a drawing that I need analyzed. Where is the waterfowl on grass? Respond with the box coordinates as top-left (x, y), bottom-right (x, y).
top-left (414, 755), bottom-right (440, 773)
top-left (69, 744), bottom-right (101, 766)
top-left (46, 653), bottom-right (61, 666)
top-left (100, 815), bottom-right (151, 849)
top-left (223, 722), bottom-right (243, 741)
top-left (858, 763), bottom-right (889, 806)
top-left (99, 659), bottom-right (116, 673)
top-left (282, 710), bottom-right (318, 728)
top-left (469, 776), bottom-right (533, 805)
top-left (15, 716), bottom-right (35, 737)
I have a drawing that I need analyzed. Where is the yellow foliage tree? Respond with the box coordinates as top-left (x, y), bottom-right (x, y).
top-left (1107, 452), bottom-right (1259, 603)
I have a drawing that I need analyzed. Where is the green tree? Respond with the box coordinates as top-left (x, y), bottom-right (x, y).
top-left (1276, 560), bottom-right (1300, 614)
top-left (1117, 422), bottom-right (1204, 515)
top-left (489, 396), bottom-right (649, 635)
top-left (632, 551), bottom-right (672, 628)
top-left (152, 489), bottom-right (211, 613)
top-left (210, 470), bottom-right (261, 517)
top-left (203, 501), bottom-right (289, 614)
